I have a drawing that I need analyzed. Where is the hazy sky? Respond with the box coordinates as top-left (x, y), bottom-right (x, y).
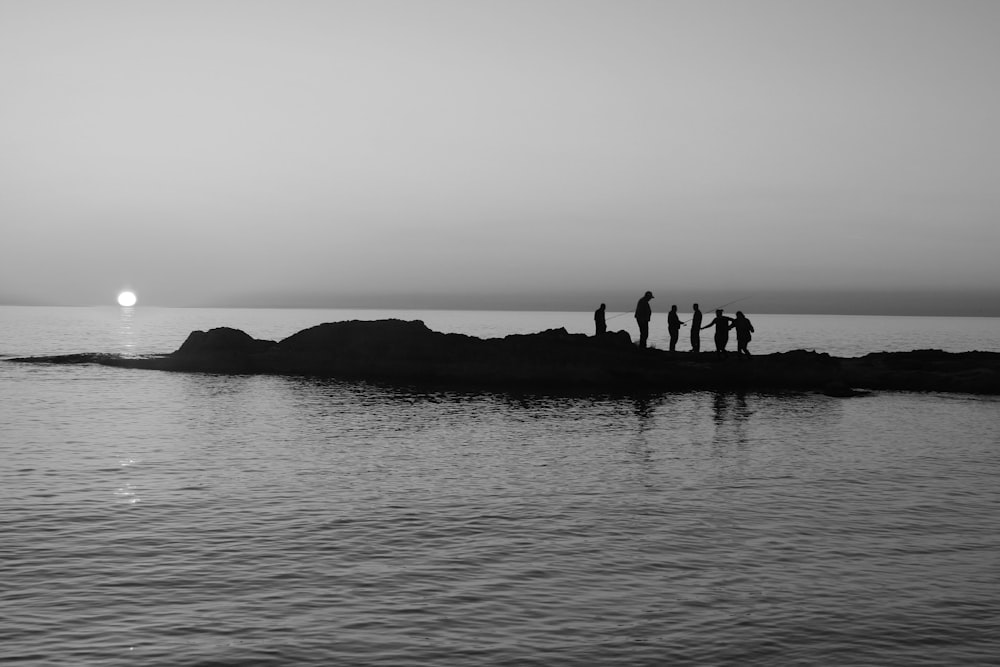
top-left (2, 1), bottom-right (998, 313)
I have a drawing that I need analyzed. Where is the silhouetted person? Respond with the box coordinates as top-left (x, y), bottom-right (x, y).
top-left (667, 304), bottom-right (683, 351)
top-left (634, 291), bottom-right (654, 348)
top-left (733, 310), bottom-right (755, 356)
top-left (594, 303), bottom-right (607, 336)
top-left (690, 303), bottom-right (703, 352)
top-left (702, 308), bottom-right (734, 356)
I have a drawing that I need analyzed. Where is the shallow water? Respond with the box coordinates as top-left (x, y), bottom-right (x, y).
top-left (2, 308), bottom-right (999, 665)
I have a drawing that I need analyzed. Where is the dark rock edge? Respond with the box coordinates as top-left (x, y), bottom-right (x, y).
top-left (8, 319), bottom-right (1000, 395)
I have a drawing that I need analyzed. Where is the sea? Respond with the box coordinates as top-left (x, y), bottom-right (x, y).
top-left (1, 306), bottom-right (998, 666)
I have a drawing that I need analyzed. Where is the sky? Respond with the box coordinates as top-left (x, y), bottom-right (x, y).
top-left (2, 1), bottom-right (998, 314)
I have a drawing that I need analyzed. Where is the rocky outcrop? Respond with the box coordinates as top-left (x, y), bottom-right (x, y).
top-left (9, 319), bottom-right (1000, 395)
top-left (847, 349), bottom-right (1000, 395)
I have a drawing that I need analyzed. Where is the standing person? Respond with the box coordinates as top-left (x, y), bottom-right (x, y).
top-left (667, 304), bottom-right (682, 352)
top-left (733, 311), bottom-right (755, 356)
top-left (594, 303), bottom-right (607, 336)
top-left (702, 309), bottom-right (734, 356)
top-left (690, 303), bottom-right (703, 353)
top-left (634, 291), bottom-right (654, 348)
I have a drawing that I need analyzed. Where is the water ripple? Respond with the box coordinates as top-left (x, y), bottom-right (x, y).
top-left (2, 373), bottom-right (998, 665)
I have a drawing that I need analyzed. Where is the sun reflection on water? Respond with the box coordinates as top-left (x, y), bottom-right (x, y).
top-left (118, 305), bottom-right (137, 357)
top-left (115, 458), bottom-right (140, 504)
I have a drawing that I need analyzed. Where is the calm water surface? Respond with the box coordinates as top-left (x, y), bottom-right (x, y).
top-left (1, 307), bottom-right (998, 665)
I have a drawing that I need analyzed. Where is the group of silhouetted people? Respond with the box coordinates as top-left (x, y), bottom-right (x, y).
top-left (594, 292), bottom-right (755, 357)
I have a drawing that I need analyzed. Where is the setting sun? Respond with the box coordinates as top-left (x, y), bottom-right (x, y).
top-left (117, 291), bottom-right (137, 307)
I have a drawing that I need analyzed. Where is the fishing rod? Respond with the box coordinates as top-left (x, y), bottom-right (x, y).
top-left (679, 296), bottom-right (752, 325)
top-left (712, 296), bottom-right (752, 312)
top-left (600, 296), bottom-right (752, 327)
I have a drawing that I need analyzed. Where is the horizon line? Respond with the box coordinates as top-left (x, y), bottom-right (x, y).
top-left (3, 291), bottom-right (1000, 318)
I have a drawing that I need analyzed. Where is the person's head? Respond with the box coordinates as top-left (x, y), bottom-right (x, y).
top-left (670, 304), bottom-right (677, 312)
top-left (644, 291), bottom-right (654, 300)
top-left (599, 303), bottom-right (606, 310)
top-left (736, 310), bottom-right (744, 318)
top-left (716, 309), bottom-right (723, 315)
top-left (693, 303), bottom-right (700, 311)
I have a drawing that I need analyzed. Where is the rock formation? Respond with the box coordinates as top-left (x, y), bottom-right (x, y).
top-left (9, 319), bottom-right (1000, 395)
